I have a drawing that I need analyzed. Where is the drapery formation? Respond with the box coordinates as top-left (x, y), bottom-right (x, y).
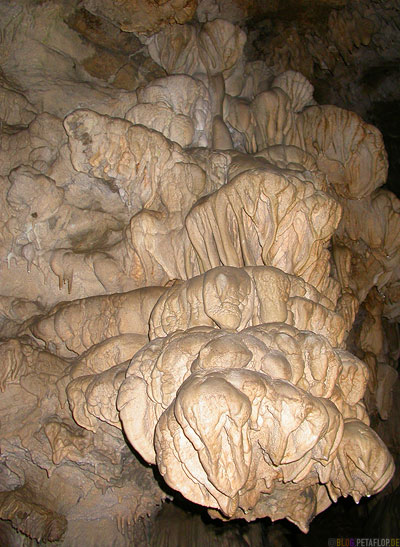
top-left (0, 7), bottom-right (398, 545)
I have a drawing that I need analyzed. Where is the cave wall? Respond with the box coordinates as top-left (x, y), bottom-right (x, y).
top-left (0, 0), bottom-right (399, 544)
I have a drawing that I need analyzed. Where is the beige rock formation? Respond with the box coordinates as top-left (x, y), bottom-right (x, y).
top-left (118, 322), bottom-right (392, 531)
top-left (0, 4), bottom-right (399, 544)
top-left (149, 266), bottom-right (344, 345)
top-left (185, 163), bottom-right (342, 301)
top-left (0, 333), bottom-right (166, 545)
top-left (83, 0), bottom-right (197, 35)
top-left (334, 190), bottom-right (400, 302)
top-left (125, 75), bottom-right (212, 147)
top-left (28, 286), bottom-right (165, 357)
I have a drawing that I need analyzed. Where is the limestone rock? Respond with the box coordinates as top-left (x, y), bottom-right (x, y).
top-left (185, 165), bottom-right (342, 299)
top-left (147, 19), bottom-right (246, 89)
top-left (0, 334), bottom-right (165, 545)
top-left (0, 8), bottom-right (398, 543)
top-left (149, 266), bottom-right (344, 345)
top-left (83, 0), bottom-right (197, 35)
top-left (334, 190), bottom-right (400, 303)
top-left (289, 105), bottom-right (388, 199)
top-left (29, 286), bottom-right (165, 357)
top-left (118, 320), bottom-right (392, 531)
top-left (126, 75), bottom-right (212, 147)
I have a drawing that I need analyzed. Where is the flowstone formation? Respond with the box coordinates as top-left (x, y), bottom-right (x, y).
top-left (0, 2), bottom-right (399, 544)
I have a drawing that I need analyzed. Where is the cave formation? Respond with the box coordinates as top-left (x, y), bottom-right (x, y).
top-left (0, 0), bottom-right (399, 545)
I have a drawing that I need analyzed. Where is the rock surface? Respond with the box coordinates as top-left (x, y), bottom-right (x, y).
top-left (0, 1), bottom-right (399, 544)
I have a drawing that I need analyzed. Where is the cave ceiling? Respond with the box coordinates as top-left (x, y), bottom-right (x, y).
top-left (62, 0), bottom-right (400, 194)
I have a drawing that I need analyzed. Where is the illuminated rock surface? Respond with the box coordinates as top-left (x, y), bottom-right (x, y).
top-left (0, 0), bottom-right (399, 544)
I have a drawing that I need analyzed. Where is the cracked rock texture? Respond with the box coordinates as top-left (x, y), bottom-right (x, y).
top-left (0, 0), bottom-right (399, 544)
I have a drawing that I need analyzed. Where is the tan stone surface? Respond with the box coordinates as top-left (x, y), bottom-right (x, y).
top-left (118, 322), bottom-right (391, 531)
top-left (0, 5), bottom-right (398, 543)
top-left (83, 0), bottom-right (197, 34)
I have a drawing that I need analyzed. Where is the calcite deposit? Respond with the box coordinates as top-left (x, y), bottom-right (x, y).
top-left (0, 1), bottom-right (399, 544)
